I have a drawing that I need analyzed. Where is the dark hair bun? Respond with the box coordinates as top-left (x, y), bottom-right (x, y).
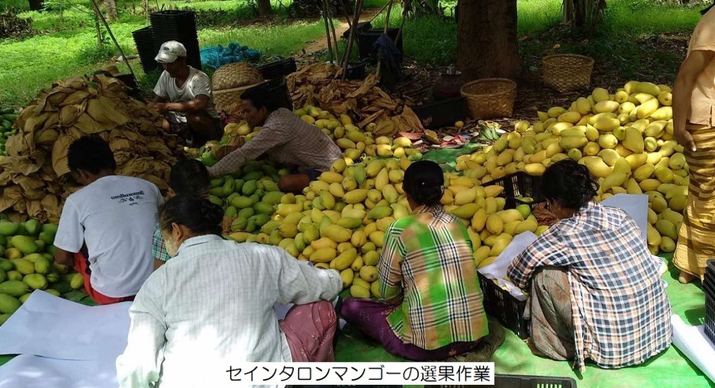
top-left (200, 200), bottom-right (224, 226)
top-left (403, 161), bottom-right (444, 206)
top-left (542, 160), bottom-right (598, 210)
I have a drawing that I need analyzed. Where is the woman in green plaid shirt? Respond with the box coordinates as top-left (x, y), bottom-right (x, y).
top-left (341, 161), bottom-right (494, 361)
top-left (152, 158), bottom-right (211, 269)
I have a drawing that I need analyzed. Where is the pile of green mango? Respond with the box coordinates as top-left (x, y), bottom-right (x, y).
top-left (0, 107), bottom-right (18, 156)
top-left (207, 161), bottom-right (290, 234)
top-left (0, 217), bottom-right (84, 325)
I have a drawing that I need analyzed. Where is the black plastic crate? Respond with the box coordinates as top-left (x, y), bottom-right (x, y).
top-left (132, 26), bottom-right (158, 73)
top-left (485, 172), bottom-right (544, 211)
top-left (258, 58), bottom-right (297, 80)
top-left (708, 259), bottom-right (715, 277)
top-left (342, 21), bottom-right (372, 40)
top-left (441, 374), bottom-right (577, 388)
top-left (357, 28), bottom-right (403, 62)
top-left (412, 97), bottom-right (467, 130)
top-left (706, 294), bottom-right (714, 346)
top-left (346, 62), bottom-right (367, 80)
top-left (477, 271), bottom-right (529, 339)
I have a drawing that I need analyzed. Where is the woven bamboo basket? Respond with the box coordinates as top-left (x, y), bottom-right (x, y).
top-left (213, 83), bottom-right (262, 115)
top-left (460, 78), bottom-right (517, 119)
top-left (542, 54), bottom-right (594, 93)
top-left (212, 62), bottom-right (264, 92)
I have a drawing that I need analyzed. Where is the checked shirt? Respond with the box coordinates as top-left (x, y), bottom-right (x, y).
top-left (378, 204), bottom-right (489, 350)
top-left (508, 201), bottom-right (672, 372)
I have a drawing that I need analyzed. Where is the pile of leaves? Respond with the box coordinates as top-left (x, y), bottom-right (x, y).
top-left (0, 10), bottom-right (33, 40)
top-left (0, 75), bottom-right (183, 223)
top-left (287, 63), bottom-right (424, 137)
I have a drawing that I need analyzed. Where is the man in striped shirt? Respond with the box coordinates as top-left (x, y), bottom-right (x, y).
top-left (208, 85), bottom-right (342, 193)
top-left (507, 160), bottom-right (672, 372)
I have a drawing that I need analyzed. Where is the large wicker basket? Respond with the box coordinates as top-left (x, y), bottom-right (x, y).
top-left (213, 83), bottom-right (262, 115)
top-left (542, 54), bottom-right (594, 93)
top-left (212, 62), bottom-right (264, 91)
top-left (460, 78), bottom-right (517, 119)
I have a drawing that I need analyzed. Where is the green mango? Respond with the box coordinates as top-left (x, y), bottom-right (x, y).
top-left (39, 232), bottom-right (55, 245)
top-left (24, 219), bottom-right (40, 235)
top-left (10, 259), bottom-right (34, 275)
top-left (230, 217), bottom-right (248, 232)
top-left (0, 247), bottom-right (5, 259)
top-left (230, 196), bottom-right (253, 209)
top-left (254, 213), bottom-right (271, 227)
top-left (223, 178), bottom-right (236, 195)
top-left (0, 222), bottom-right (20, 236)
top-left (254, 202), bottom-right (274, 215)
top-left (209, 187), bottom-right (225, 197)
top-left (0, 270), bottom-right (5, 283)
top-left (209, 195), bottom-right (223, 207)
top-left (0, 294), bottom-right (21, 314)
top-left (0, 314), bottom-right (11, 325)
top-left (34, 240), bottom-right (45, 252)
top-left (6, 271), bottom-right (22, 281)
top-left (44, 289), bottom-right (60, 297)
top-left (23, 274), bottom-right (48, 290)
top-left (0, 280), bottom-right (29, 296)
top-left (34, 257), bottom-right (51, 274)
top-left (249, 194), bottom-right (261, 205)
top-left (22, 253), bottom-right (43, 263)
top-left (262, 180), bottom-right (280, 192)
top-left (0, 258), bottom-right (12, 272)
top-left (40, 223), bottom-right (58, 234)
top-left (242, 171), bottom-right (262, 182)
top-left (10, 236), bottom-right (38, 255)
top-left (46, 245), bottom-right (55, 256)
top-left (262, 191), bottom-right (283, 205)
top-left (238, 207), bottom-right (255, 219)
top-left (224, 206), bottom-right (237, 217)
top-left (209, 178), bottom-right (225, 188)
top-left (46, 272), bottom-right (60, 283)
top-left (0, 235), bottom-right (7, 247)
top-left (19, 293), bottom-right (31, 303)
top-left (241, 180), bottom-right (258, 196)
top-left (233, 179), bottom-right (245, 193)
top-left (69, 273), bottom-right (83, 289)
top-left (245, 218), bottom-right (257, 233)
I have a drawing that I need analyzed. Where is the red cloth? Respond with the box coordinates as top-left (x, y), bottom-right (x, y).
top-left (74, 253), bottom-right (135, 305)
top-left (279, 300), bottom-right (337, 362)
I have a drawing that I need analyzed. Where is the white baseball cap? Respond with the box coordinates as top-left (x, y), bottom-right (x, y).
top-left (155, 41), bottom-right (187, 64)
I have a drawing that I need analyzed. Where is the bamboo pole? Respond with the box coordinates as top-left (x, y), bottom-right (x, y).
top-left (321, 1), bottom-right (335, 64)
top-left (326, 0), bottom-right (340, 65)
top-left (90, 0), bottom-right (136, 79)
top-left (342, 0), bottom-right (364, 79)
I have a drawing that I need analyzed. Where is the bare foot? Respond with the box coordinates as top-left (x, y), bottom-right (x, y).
top-left (678, 271), bottom-right (697, 284)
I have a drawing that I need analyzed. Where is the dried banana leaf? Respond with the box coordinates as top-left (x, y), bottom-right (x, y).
top-left (51, 134), bottom-right (75, 176)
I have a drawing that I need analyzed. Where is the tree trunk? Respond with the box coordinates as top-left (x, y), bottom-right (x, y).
top-left (28, 0), bottom-right (43, 11)
top-left (257, 0), bottom-right (272, 16)
top-left (103, 0), bottom-right (118, 20)
top-left (457, 0), bottom-right (519, 81)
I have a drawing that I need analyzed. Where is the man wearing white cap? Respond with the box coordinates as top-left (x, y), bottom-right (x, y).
top-left (151, 40), bottom-right (223, 147)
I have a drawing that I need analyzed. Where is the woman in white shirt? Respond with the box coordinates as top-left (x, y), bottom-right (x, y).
top-left (117, 195), bottom-right (343, 388)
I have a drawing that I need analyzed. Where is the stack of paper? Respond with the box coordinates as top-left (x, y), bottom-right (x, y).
top-left (0, 291), bottom-right (131, 388)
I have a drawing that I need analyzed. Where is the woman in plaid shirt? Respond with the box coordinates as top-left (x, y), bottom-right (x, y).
top-left (507, 160), bottom-right (672, 372)
top-left (341, 161), bottom-right (498, 361)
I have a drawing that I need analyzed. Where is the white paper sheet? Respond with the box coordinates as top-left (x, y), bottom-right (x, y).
top-left (671, 315), bottom-right (715, 383)
top-left (0, 291), bottom-right (131, 361)
top-left (601, 194), bottom-right (649, 244)
top-left (0, 355), bottom-right (118, 388)
top-left (478, 232), bottom-right (537, 301)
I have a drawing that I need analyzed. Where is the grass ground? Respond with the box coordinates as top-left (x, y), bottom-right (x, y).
top-left (0, 0), bottom-right (710, 108)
